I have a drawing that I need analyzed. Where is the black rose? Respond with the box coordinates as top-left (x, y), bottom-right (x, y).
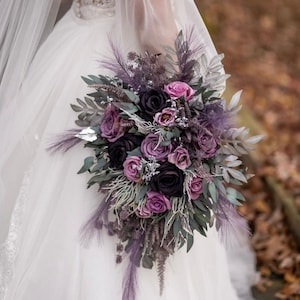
top-left (150, 162), bottom-right (184, 197)
top-left (139, 89), bottom-right (169, 121)
top-left (108, 133), bottom-right (143, 169)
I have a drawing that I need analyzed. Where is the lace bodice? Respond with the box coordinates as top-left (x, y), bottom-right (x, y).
top-left (73, 0), bottom-right (116, 20)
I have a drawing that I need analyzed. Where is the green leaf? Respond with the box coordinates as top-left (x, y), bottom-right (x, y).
top-left (173, 217), bottom-right (181, 238)
top-left (192, 198), bottom-right (207, 211)
top-left (227, 169), bottom-right (248, 183)
top-left (114, 102), bottom-right (138, 114)
top-left (77, 156), bottom-right (94, 174)
top-left (87, 173), bottom-right (113, 187)
top-left (127, 147), bottom-right (142, 157)
top-left (136, 185), bottom-right (148, 202)
top-left (90, 158), bottom-right (108, 173)
top-left (186, 234), bottom-right (194, 252)
top-left (70, 104), bottom-right (83, 112)
top-left (123, 90), bottom-right (140, 104)
top-left (213, 178), bottom-right (227, 196)
top-left (81, 76), bottom-right (94, 85)
top-left (208, 182), bottom-right (218, 202)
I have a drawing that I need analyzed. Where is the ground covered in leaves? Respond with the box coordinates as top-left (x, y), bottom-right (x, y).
top-left (196, 1), bottom-right (300, 299)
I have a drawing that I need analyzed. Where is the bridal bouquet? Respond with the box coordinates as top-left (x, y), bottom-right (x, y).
top-left (50, 30), bottom-right (261, 300)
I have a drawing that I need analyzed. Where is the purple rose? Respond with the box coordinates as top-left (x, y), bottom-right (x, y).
top-left (164, 81), bottom-right (195, 100)
top-left (197, 132), bottom-right (218, 158)
top-left (100, 104), bottom-right (126, 142)
top-left (139, 89), bottom-right (169, 121)
top-left (154, 107), bottom-right (176, 127)
top-left (150, 162), bottom-right (184, 197)
top-left (123, 156), bottom-right (142, 182)
top-left (187, 175), bottom-right (203, 200)
top-left (145, 191), bottom-right (171, 213)
top-left (141, 133), bottom-right (173, 161)
top-left (135, 206), bottom-right (153, 218)
top-left (168, 146), bottom-right (191, 170)
top-left (108, 133), bottom-right (143, 169)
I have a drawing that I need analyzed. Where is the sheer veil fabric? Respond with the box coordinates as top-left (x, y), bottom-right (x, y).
top-left (0, 0), bottom-right (256, 299)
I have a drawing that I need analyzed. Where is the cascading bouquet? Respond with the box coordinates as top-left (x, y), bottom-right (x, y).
top-left (49, 30), bottom-right (261, 300)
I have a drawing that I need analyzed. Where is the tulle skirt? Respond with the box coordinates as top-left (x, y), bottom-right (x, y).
top-left (0, 9), bottom-right (256, 300)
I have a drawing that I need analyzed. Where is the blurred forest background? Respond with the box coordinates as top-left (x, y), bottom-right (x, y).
top-left (194, 0), bottom-right (300, 299)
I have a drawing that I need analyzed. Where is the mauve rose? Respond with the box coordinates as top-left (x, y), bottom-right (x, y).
top-left (141, 133), bottom-right (173, 161)
top-left (100, 105), bottom-right (126, 142)
top-left (197, 132), bottom-right (218, 158)
top-left (154, 107), bottom-right (176, 127)
top-left (150, 162), bottom-right (184, 197)
top-left (187, 175), bottom-right (203, 200)
top-left (164, 81), bottom-right (195, 100)
top-left (145, 191), bottom-right (171, 213)
top-left (168, 146), bottom-right (191, 170)
top-left (108, 133), bottom-right (143, 169)
top-left (135, 205), bottom-right (153, 218)
top-left (123, 156), bottom-right (142, 182)
top-left (139, 89), bottom-right (169, 121)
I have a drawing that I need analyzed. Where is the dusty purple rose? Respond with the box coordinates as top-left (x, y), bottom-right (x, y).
top-left (187, 175), bottom-right (203, 200)
top-left (123, 156), bottom-right (142, 182)
top-left (135, 205), bottom-right (153, 218)
top-left (168, 146), bottom-right (191, 170)
top-left (164, 81), bottom-right (195, 100)
top-left (139, 89), bottom-right (169, 121)
top-left (100, 104), bottom-right (126, 142)
top-left (145, 191), bottom-right (171, 213)
top-left (108, 133), bottom-right (143, 169)
top-left (154, 107), bottom-right (176, 127)
top-left (197, 132), bottom-right (218, 158)
top-left (141, 133), bottom-right (173, 161)
top-left (150, 162), bottom-right (184, 197)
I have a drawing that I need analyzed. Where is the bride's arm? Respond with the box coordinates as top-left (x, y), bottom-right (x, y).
top-left (115, 0), bottom-right (179, 54)
top-left (132, 0), bottom-right (179, 53)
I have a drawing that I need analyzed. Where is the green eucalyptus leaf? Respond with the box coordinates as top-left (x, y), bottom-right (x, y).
top-left (77, 156), bottom-right (94, 174)
top-left (127, 147), bottom-right (142, 157)
top-left (81, 76), bottom-right (94, 85)
top-left (208, 182), bottom-right (218, 202)
top-left (123, 90), bottom-right (140, 104)
top-left (136, 185), bottom-right (148, 201)
top-left (173, 218), bottom-right (181, 238)
top-left (186, 234), bottom-right (194, 252)
top-left (90, 158), bottom-right (108, 173)
top-left (192, 198), bottom-right (207, 211)
top-left (70, 104), bottom-right (83, 112)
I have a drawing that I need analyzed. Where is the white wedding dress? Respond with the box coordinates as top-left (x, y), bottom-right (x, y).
top-left (0, 1), bottom-right (256, 299)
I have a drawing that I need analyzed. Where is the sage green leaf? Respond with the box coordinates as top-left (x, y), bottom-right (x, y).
top-left (77, 156), bottom-right (94, 174)
top-left (227, 168), bottom-right (247, 183)
top-left (208, 182), bottom-right (218, 202)
top-left (87, 173), bottom-right (113, 187)
top-left (70, 104), bottom-right (83, 112)
top-left (136, 185), bottom-right (148, 202)
top-left (90, 158), bottom-right (107, 173)
top-left (81, 76), bottom-right (94, 85)
top-left (192, 198), bottom-right (207, 211)
top-left (186, 234), bottom-right (194, 252)
top-left (127, 147), bottom-right (142, 157)
top-left (123, 90), bottom-right (140, 104)
top-left (114, 102), bottom-right (138, 114)
top-left (173, 218), bottom-right (181, 238)
top-left (213, 178), bottom-right (227, 196)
